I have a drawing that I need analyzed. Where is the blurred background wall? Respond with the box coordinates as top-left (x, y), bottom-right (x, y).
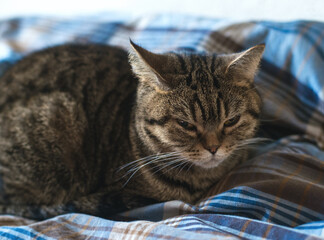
top-left (1, 0), bottom-right (323, 21)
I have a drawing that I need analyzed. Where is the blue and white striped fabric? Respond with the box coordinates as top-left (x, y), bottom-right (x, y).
top-left (0, 13), bottom-right (323, 239)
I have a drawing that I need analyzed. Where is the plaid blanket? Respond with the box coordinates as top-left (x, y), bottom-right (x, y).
top-left (0, 13), bottom-right (324, 239)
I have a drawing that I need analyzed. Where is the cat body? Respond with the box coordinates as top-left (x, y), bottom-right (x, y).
top-left (0, 42), bottom-right (264, 219)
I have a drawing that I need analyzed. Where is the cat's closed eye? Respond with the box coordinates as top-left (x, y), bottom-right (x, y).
top-left (176, 119), bottom-right (196, 131)
top-left (224, 115), bottom-right (241, 127)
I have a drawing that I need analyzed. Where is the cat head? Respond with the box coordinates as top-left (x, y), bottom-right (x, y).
top-left (129, 40), bottom-right (264, 169)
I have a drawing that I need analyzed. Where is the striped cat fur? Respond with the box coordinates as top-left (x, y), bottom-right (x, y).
top-left (0, 41), bottom-right (264, 219)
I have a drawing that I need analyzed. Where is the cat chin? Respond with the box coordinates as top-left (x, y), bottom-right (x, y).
top-left (192, 156), bottom-right (225, 169)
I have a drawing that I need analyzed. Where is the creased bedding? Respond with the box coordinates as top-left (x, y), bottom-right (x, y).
top-left (0, 13), bottom-right (323, 239)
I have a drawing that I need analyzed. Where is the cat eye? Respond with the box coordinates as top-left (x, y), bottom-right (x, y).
top-left (177, 120), bottom-right (196, 131)
top-left (224, 115), bottom-right (241, 127)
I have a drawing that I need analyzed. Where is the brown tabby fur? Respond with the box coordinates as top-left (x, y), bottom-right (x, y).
top-left (0, 41), bottom-right (264, 219)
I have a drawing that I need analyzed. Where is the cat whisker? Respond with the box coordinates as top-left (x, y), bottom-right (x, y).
top-left (146, 157), bottom-right (187, 176)
top-left (120, 156), bottom-right (181, 182)
top-left (121, 158), bottom-right (181, 187)
top-left (117, 154), bottom-right (160, 172)
top-left (225, 138), bottom-right (272, 159)
top-left (165, 161), bottom-right (187, 175)
top-left (185, 162), bottom-right (195, 175)
top-left (117, 151), bottom-right (182, 171)
top-left (177, 161), bottom-right (191, 175)
top-left (158, 158), bottom-right (188, 173)
top-left (123, 155), bottom-right (183, 175)
top-left (120, 152), bottom-right (185, 187)
top-left (237, 137), bottom-right (272, 148)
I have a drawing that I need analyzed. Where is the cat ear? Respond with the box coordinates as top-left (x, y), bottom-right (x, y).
top-left (225, 44), bottom-right (265, 83)
top-left (129, 40), bottom-right (175, 92)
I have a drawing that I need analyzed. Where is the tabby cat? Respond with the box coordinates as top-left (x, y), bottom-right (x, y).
top-left (0, 40), bottom-right (264, 220)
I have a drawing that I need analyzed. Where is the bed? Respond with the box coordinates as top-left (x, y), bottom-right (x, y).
top-left (0, 13), bottom-right (324, 239)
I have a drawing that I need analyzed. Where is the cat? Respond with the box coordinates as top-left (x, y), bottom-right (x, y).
top-left (0, 40), bottom-right (264, 220)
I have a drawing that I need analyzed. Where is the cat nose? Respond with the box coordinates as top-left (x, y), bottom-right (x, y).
top-left (206, 145), bottom-right (220, 155)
